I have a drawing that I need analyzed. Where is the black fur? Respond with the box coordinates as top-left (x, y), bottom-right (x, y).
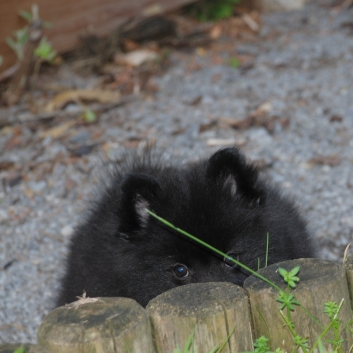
top-left (56, 147), bottom-right (314, 307)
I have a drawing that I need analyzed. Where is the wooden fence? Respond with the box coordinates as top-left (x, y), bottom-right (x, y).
top-left (1, 255), bottom-right (353, 353)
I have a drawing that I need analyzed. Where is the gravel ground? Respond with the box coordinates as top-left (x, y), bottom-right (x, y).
top-left (1, 0), bottom-right (353, 344)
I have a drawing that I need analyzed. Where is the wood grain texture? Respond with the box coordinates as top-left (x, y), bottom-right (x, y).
top-left (37, 297), bottom-right (154, 353)
top-left (146, 282), bottom-right (253, 353)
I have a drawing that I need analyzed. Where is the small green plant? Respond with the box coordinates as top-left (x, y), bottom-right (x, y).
top-left (321, 300), bottom-right (345, 351)
top-left (173, 331), bottom-right (195, 353)
top-left (278, 266), bottom-right (300, 288)
top-left (228, 57), bottom-right (240, 68)
top-left (34, 38), bottom-right (56, 63)
top-left (19, 8), bottom-right (52, 28)
top-left (184, 0), bottom-right (241, 22)
top-left (82, 109), bottom-right (97, 123)
top-left (6, 27), bottom-right (29, 60)
top-left (12, 345), bottom-right (25, 353)
top-left (6, 5), bottom-right (54, 62)
top-left (253, 335), bottom-right (271, 353)
top-left (276, 290), bottom-right (300, 312)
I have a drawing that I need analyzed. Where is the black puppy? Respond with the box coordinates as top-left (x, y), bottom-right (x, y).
top-left (57, 147), bottom-right (314, 307)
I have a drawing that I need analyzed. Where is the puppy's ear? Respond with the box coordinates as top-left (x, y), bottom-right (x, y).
top-left (206, 147), bottom-right (265, 205)
top-left (119, 173), bottom-right (162, 232)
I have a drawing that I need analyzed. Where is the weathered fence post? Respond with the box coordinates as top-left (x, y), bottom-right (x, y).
top-left (244, 258), bottom-right (353, 352)
top-left (146, 282), bottom-right (253, 353)
top-left (37, 297), bottom-right (155, 353)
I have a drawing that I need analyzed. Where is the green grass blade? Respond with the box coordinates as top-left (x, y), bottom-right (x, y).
top-left (256, 305), bottom-right (271, 338)
top-left (12, 345), bottom-right (25, 353)
top-left (215, 324), bottom-right (236, 353)
top-left (146, 209), bottom-right (282, 291)
top-left (317, 337), bottom-right (326, 353)
top-left (265, 232), bottom-right (269, 267)
top-left (183, 330), bottom-right (195, 353)
top-left (298, 306), bottom-right (323, 329)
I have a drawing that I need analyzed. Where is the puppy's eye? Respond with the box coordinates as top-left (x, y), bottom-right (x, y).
top-left (223, 253), bottom-right (239, 268)
top-left (173, 264), bottom-right (189, 278)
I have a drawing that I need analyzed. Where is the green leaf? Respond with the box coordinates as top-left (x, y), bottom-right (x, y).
top-left (185, 0), bottom-right (241, 22)
top-left (287, 277), bottom-right (299, 288)
top-left (19, 10), bottom-right (32, 22)
top-left (276, 291), bottom-right (300, 311)
top-left (125, 342), bottom-right (132, 353)
top-left (323, 301), bottom-right (339, 319)
top-left (172, 331), bottom-right (198, 353)
top-left (0, 55), bottom-right (3, 67)
top-left (213, 4), bottom-right (233, 20)
top-left (6, 27), bottom-right (29, 59)
top-left (213, 324), bottom-right (236, 353)
top-left (207, 344), bottom-right (220, 353)
top-left (229, 57), bottom-right (240, 68)
top-left (34, 39), bottom-right (57, 62)
top-left (294, 335), bottom-right (308, 346)
top-left (6, 37), bottom-right (17, 51)
top-left (12, 345), bottom-right (25, 353)
top-left (83, 109), bottom-right (97, 123)
top-left (173, 345), bottom-right (182, 353)
top-left (254, 335), bottom-right (271, 353)
top-left (278, 266), bottom-right (300, 288)
top-left (184, 332), bottom-right (194, 352)
top-left (317, 337), bottom-right (325, 353)
top-left (278, 267), bottom-right (288, 278)
top-left (16, 27), bottom-right (29, 45)
top-left (288, 266), bottom-right (300, 276)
